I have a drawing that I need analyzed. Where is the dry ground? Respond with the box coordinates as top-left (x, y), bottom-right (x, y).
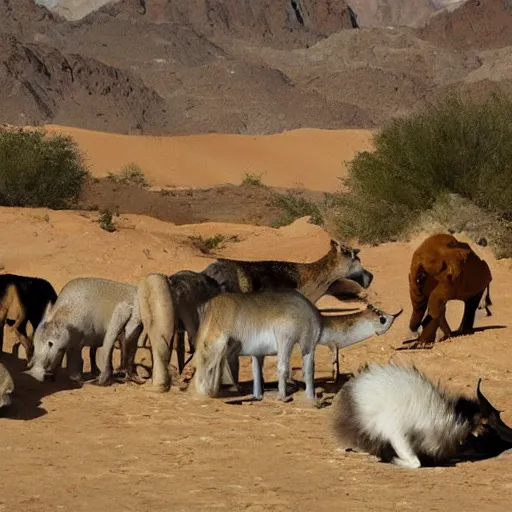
top-left (0, 208), bottom-right (511, 511)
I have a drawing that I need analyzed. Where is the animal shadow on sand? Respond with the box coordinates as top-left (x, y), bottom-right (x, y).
top-left (348, 439), bottom-right (512, 469)
top-left (0, 353), bottom-right (82, 420)
top-left (223, 370), bottom-right (353, 407)
top-left (396, 324), bottom-right (507, 351)
top-left (417, 434), bottom-right (512, 468)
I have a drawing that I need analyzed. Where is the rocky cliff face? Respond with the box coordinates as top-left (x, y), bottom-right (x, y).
top-left (421, 0), bottom-right (512, 50)
top-left (40, 0), bottom-right (358, 46)
top-left (0, 33), bottom-right (168, 133)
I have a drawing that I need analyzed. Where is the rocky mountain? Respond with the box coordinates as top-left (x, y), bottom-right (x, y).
top-left (0, 33), bottom-right (168, 132)
top-left (346, 0), bottom-right (469, 28)
top-left (2, 0), bottom-right (512, 134)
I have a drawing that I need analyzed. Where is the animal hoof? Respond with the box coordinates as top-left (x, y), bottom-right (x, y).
top-left (148, 382), bottom-right (170, 393)
top-left (252, 395), bottom-right (263, 401)
top-left (92, 376), bottom-right (112, 387)
top-left (278, 395), bottom-right (293, 403)
top-left (135, 365), bottom-right (151, 380)
top-left (178, 381), bottom-right (190, 392)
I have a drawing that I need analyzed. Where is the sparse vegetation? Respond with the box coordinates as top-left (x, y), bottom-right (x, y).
top-left (98, 210), bottom-right (117, 232)
top-left (331, 91), bottom-right (512, 256)
top-left (415, 193), bottom-right (512, 259)
top-left (271, 191), bottom-right (324, 227)
top-left (107, 163), bottom-right (151, 187)
top-left (0, 126), bottom-right (89, 208)
top-left (242, 172), bottom-right (266, 187)
top-left (190, 234), bottom-right (240, 254)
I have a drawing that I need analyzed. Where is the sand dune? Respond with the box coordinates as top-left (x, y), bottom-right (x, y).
top-left (0, 209), bottom-right (334, 291)
top-left (44, 124), bottom-right (374, 192)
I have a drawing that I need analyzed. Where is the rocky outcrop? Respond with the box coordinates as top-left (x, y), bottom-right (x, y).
top-left (421, 0), bottom-right (512, 50)
top-left (53, 0), bottom-right (359, 47)
top-left (0, 33), bottom-right (168, 133)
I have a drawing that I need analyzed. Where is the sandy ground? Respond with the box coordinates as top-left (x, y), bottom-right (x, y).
top-left (0, 206), bottom-right (512, 511)
top-left (43, 125), bottom-right (374, 191)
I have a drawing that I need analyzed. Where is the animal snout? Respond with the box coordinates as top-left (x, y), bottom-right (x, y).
top-left (25, 365), bottom-right (46, 382)
top-left (362, 270), bottom-right (373, 289)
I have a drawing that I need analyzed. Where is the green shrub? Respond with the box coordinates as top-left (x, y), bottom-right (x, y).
top-left (242, 172), bottom-right (266, 187)
top-left (271, 192), bottom-right (324, 227)
top-left (334, 91), bottom-right (512, 244)
top-left (0, 127), bottom-right (88, 208)
top-left (190, 234), bottom-right (241, 254)
top-left (98, 210), bottom-right (116, 232)
top-left (107, 163), bottom-right (150, 187)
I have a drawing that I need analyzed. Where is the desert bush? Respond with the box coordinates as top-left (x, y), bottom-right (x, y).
top-left (107, 163), bottom-right (150, 187)
top-left (271, 191), bottom-right (324, 227)
top-left (242, 172), bottom-right (266, 187)
top-left (334, 91), bottom-right (512, 245)
top-left (414, 193), bottom-right (512, 259)
top-left (189, 234), bottom-right (240, 254)
top-left (0, 127), bottom-right (88, 208)
top-left (98, 210), bottom-right (116, 232)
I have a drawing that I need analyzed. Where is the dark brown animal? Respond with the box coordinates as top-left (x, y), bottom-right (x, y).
top-left (405, 233), bottom-right (492, 348)
top-left (202, 239), bottom-right (373, 304)
top-left (0, 274), bottom-right (57, 361)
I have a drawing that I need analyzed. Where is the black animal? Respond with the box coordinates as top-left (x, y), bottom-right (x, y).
top-left (0, 274), bottom-right (58, 361)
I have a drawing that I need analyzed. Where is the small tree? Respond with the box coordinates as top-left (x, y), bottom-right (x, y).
top-left (0, 127), bottom-right (89, 208)
top-left (334, 91), bottom-right (512, 244)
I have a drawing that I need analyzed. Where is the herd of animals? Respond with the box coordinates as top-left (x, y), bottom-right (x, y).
top-left (1, 231), bottom-right (511, 470)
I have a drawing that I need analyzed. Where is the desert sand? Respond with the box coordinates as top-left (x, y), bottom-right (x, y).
top-left (1, 205), bottom-right (512, 512)
top-left (44, 125), bottom-right (374, 191)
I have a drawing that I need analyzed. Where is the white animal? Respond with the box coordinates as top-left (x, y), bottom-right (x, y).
top-left (27, 278), bottom-right (142, 384)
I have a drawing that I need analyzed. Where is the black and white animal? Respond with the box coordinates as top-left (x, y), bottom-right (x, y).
top-left (332, 363), bottom-right (512, 468)
top-left (0, 274), bottom-right (57, 361)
